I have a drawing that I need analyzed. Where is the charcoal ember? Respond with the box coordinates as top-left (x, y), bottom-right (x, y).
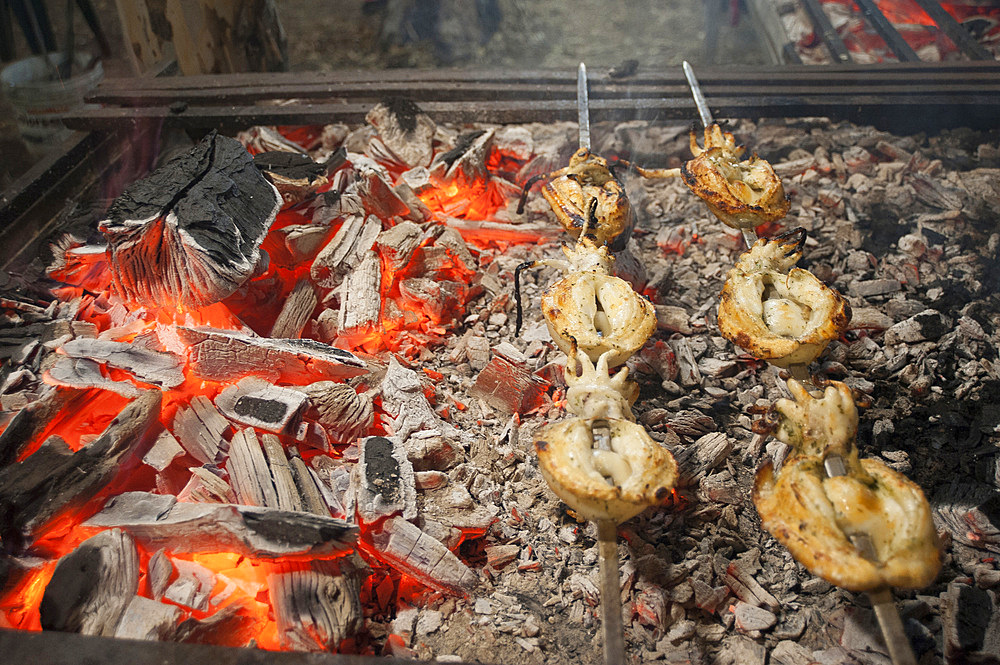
top-left (311, 212), bottom-right (381, 289)
top-left (338, 250), bottom-right (382, 332)
top-left (227, 427), bottom-right (282, 508)
top-left (252, 149), bottom-right (335, 203)
top-left (379, 356), bottom-right (464, 442)
top-left (85, 491), bottom-right (357, 558)
top-left (177, 467), bottom-right (236, 504)
top-left (366, 98), bottom-right (436, 169)
top-left (168, 599), bottom-right (263, 647)
top-left (214, 377), bottom-right (308, 434)
top-left (0, 386), bottom-right (83, 468)
top-left (58, 338), bottom-right (185, 388)
top-left (354, 435), bottom-right (417, 522)
top-left (142, 429), bottom-right (185, 471)
top-left (98, 131), bottom-right (281, 308)
top-left (0, 390), bottom-right (161, 550)
top-left (39, 528), bottom-right (139, 636)
top-left (349, 155), bottom-right (410, 219)
top-left (302, 381), bottom-right (374, 443)
top-left (45, 356), bottom-right (141, 398)
top-left (113, 595), bottom-right (183, 641)
top-left (172, 394), bottom-right (230, 464)
top-left (943, 582), bottom-right (1000, 664)
top-left (430, 129), bottom-right (494, 183)
top-left (268, 554), bottom-right (369, 651)
top-left (270, 278), bottom-right (318, 339)
top-left (169, 326), bottom-right (366, 383)
top-left (367, 516), bottom-right (478, 596)
top-left (470, 349), bottom-right (549, 415)
top-left (162, 559), bottom-right (214, 612)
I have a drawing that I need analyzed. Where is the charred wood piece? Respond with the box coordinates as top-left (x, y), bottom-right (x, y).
top-left (172, 326), bottom-right (366, 383)
top-left (227, 427), bottom-right (282, 508)
top-left (261, 433), bottom-right (303, 512)
top-left (310, 213), bottom-right (380, 289)
top-left (338, 250), bottom-right (382, 333)
top-left (39, 528), bottom-right (139, 636)
top-left (268, 554), bottom-right (369, 652)
top-left (431, 129), bottom-right (494, 182)
top-left (172, 394), bottom-right (230, 464)
top-left (98, 131), bottom-right (281, 308)
top-left (270, 278), bottom-right (318, 339)
top-left (177, 466), bottom-right (236, 504)
top-left (46, 357), bottom-right (141, 398)
top-left (303, 381), bottom-right (374, 443)
top-left (470, 349), bottom-right (550, 415)
top-left (215, 377), bottom-right (308, 434)
top-left (354, 435), bottom-right (416, 523)
top-left (59, 338), bottom-right (185, 388)
top-left (253, 150), bottom-right (332, 203)
top-left (162, 559), bottom-right (215, 612)
top-left (114, 595), bottom-right (184, 641)
top-left (0, 386), bottom-right (83, 468)
top-left (368, 516), bottom-right (478, 596)
top-left (0, 390), bottom-right (161, 551)
top-left (366, 98), bottom-right (436, 169)
top-left (142, 430), bottom-right (185, 472)
top-left (85, 491), bottom-right (357, 558)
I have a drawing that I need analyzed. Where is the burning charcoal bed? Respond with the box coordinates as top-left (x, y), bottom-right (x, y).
top-left (2, 69), bottom-right (1000, 665)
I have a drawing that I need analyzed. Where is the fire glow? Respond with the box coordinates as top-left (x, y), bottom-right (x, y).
top-left (0, 120), bottom-right (537, 653)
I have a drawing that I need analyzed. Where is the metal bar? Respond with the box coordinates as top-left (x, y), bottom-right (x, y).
top-left (84, 61), bottom-right (1000, 94)
top-left (912, 0), bottom-right (994, 61)
top-left (853, 0), bottom-right (921, 62)
top-left (597, 520), bottom-right (624, 665)
top-left (801, 0), bottom-right (854, 63)
top-left (682, 61), bottom-right (713, 128)
top-left (577, 62), bottom-right (590, 150)
top-left (85, 80), bottom-right (1000, 107)
top-left (58, 93), bottom-right (1000, 133)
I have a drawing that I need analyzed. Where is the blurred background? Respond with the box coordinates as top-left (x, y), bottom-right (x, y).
top-left (0, 0), bottom-right (766, 184)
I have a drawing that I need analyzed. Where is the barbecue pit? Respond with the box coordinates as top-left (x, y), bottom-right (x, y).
top-left (2, 3), bottom-right (1000, 665)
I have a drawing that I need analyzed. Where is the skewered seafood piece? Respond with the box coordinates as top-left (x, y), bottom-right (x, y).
top-left (718, 229), bottom-right (850, 368)
top-left (518, 148), bottom-right (634, 252)
top-left (752, 379), bottom-right (941, 592)
top-left (564, 347), bottom-right (639, 421)
top-left (518, 148), bottom-right (679, 252)
top-left (538, 242), bottom-right (657, 368)
top-left (681, 123), bottom-right (790, 230)
top-left (534, 417), bottom-right (678, 524)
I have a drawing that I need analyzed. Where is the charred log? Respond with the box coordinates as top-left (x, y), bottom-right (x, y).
top-left (0, 390), bottom-right (161, 551)
top-left (85, 491), bottom-right (357, 558)
top-left (98, 131), bottom-right (281, 308)
top-left (39, 528), bottom-right (139, 636)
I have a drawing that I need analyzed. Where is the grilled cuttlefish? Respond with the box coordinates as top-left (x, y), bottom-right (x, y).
top-left (718, 229), bottom-right (850, 368)
top-left (540, 242), bottom-right (657, 368)
top-left (534, 417), bottom-right (677, 524)
top-left (753, 379), bottom-right (941, 592)
top-left (681, 123), bottom-right (790, 230)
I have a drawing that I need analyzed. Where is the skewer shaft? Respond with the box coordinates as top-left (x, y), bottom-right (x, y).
top-left (823, 454), bottom-right (917, 665)
top-left (596, 519), bottom-right (624, 665)
top-left (577, 62), bottom-right (591, 150)
top-left (682, 61), bottom-right (713, 130)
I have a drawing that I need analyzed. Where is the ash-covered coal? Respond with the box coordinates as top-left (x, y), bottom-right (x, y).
top-left (99, 131), bottom-right (281, 308)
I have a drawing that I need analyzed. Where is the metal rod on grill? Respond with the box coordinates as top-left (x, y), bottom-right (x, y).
top-left (912, 0), bottom-right (993, 61)
top-left (576, 69), bottom-right (625, 665)
top-left (591, 421), bottom-right (625, 665)
top-left (682, 61), bottom-right (759, 250)
top-left (853, 0), bottom-right (921, 62)
top-left (821, 454), bottom-right (917, 665)
top-left (577, 62), bottom-right (591, 151)
top-left (800, 0), bottom-right (854, 63)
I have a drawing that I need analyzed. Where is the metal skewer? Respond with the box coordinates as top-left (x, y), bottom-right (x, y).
top-left (576, 64), bottom-right (624, 665)
top-left (591, 420), bottom-right (625, 665)
top-left (681, 61), bottom-right (758, 250)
